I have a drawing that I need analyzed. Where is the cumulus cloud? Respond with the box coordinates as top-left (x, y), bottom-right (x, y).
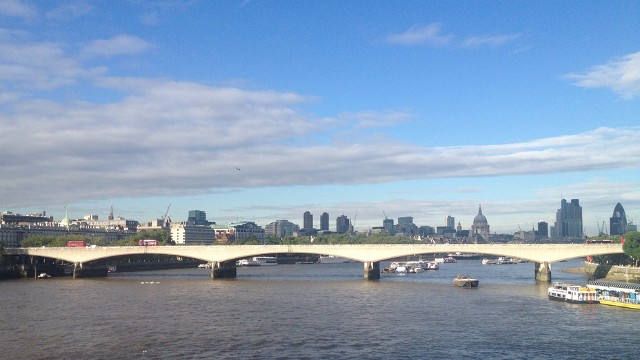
top-left (0, 39), bottom-right (89, 90)
top-left (385, 23), bottom-right (452, 46)
top-left (81, 34), bottom-right (154, 58)
top-left (565, 51), bottom-right (640, 98)
top-left (2, 70), bottom-right (639, 209)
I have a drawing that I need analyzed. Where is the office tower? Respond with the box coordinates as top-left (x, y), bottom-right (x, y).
top-left (320, 212), bottom-right (329, 231)
top-left (336, 215), bottom-right (350, 234)
top-left (303, 211), bottom-right (313, 230)
top-left (554, 199), bottom-right (583, 238)
top-left (610, 203), bottom-right (628, 236)
top-left (188, 210), bottom-right (209, 226)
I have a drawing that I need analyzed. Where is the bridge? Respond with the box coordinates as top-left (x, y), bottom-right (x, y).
top-left (6, 243), bottom-right (623, 282)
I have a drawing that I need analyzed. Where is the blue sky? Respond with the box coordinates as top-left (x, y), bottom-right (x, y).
top-left (1, 1), bottom-right (639, 235)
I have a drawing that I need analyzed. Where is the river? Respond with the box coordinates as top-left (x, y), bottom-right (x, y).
top-left (1, 258), bottom-right (638, 359)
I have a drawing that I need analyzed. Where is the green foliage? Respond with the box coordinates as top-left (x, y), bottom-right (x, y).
top-left (19, 234), bottom-right (100, 247)
top-left (238, 235), bottom-right (260, 245)
top-left (622, 231), bottom-right (640, 265)
top-left (130, 229), bottom-right (171, 244)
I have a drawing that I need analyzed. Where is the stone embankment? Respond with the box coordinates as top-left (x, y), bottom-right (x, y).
top-left (584, 261), bottom-right (640, 283)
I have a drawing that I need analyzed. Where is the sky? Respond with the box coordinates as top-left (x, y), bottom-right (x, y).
top-left (1, 1), bottom-right (639, 236)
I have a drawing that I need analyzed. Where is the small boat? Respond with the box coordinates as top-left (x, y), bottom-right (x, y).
top-left (37, 273), bottom-right (51, 279)
top-left (453, 274), bottom-right (479, 288)
top-left (426, 262), bottom-right (439, 270)
top-left (435, 257), bottom-right (456, 263)
top-left (482, 258), bottom-right (498, 265)
top-left (547, 282), bottom-right (599, 304)
top-left (587, 281), bottom-right (640, 310)
top-left (236, 259), bottom-right (259, 266)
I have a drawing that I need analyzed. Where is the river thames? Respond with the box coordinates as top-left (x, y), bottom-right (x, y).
top-left (1, 258), bottom-right (638, 359)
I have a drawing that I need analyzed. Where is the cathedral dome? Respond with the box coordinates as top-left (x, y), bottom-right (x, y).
top-left (473, 205), bottom-right (487, 224)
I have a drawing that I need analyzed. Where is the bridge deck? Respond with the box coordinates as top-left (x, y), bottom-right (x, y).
top-left (6, 243), bottom-right (623, 264)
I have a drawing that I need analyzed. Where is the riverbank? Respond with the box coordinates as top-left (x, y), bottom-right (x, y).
top-left (581, 261), bottom-right (640, 283)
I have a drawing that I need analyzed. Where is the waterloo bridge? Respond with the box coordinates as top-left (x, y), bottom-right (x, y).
top-left (6, 243), bottom-right (623, 282)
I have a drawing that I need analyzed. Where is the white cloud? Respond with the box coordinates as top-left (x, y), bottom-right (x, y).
top-left (0, 0), bottom-right (37, 18)
top-left (385, 23), bottom-right (452, 46)
top-left (45, 1), bottom-right (93, 20)
top-left (386, 23), bottom-right (519, 49)
top-left (460, 34), bottom-right (520, 48)
top-left (565, 51), bottom-right (640, 98)
top-left (0, 39), bottom-right (88, 90)
top-left (81, 35), bottom-right (154, 58)
top-left (2, 70), bottom-right (639, 209)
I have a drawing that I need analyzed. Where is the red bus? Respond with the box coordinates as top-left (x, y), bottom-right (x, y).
top-left (66, 240), bottom-right (86, 247)
top-left (138, 239), bottom-right (158, 246)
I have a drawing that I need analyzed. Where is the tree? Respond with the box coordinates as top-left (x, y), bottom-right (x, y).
top-left (622, 231), bottom-right (640, 267)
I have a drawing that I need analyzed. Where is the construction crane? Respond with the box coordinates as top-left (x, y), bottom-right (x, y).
top-left (162, 204), bottom-right (171, 227)
top-left (597, 221), bottom-right (607, 236)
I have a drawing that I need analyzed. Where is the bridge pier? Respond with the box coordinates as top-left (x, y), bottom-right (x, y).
top-left (73, 262), bottom-right (81, 279)
top-left (210, 261), bottom-right (237, 279)
top-left (535, 262), bottom-right (551, 283)
top-left (363, 261), bottom-right (380, 280)
top-left (72, 262), bottom-right (108, 278)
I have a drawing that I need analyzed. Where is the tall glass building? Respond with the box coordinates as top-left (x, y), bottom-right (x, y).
top-left (610, 203), bottom-right (628, 236)
top-left (554, 199), bottom-right (583, 239)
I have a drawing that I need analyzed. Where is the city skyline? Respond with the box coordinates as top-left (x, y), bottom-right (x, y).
top-left (3, 199), bottom-right (633, 239)
top-left (1, 1), bottom-right (639, 235)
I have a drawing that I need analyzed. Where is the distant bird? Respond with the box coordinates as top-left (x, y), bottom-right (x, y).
top-left (236, 167), bottom-right (241, 171)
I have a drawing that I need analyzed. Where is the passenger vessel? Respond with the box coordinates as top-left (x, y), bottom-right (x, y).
top-left (383, 260), bottom-right (434, 274)
top-left (318, 255), bottom-right (350, 264)
top-left (252, 256), bottom-right (278, 266)
top-left (236, 259), bottom-right (259, 266)
top-left (547, 282), bottom-right (599, 304)
top-left (587, 281), bottom-right (640, 310)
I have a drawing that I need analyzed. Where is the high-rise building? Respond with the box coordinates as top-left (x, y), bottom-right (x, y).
top-left (397, 217), bottom-right (418, 236)
top-left (554, 199), bottom-right (583, 239)
top-left (188, 210), bottom-right (210, 226)
top-left (446, 216), bottom-right (455, 229)
top-left (336, 215), bottom-right (350, 234)
top-left (537, 221), bottom-right (549, 239)
top-left (610, 203), bottom-right (628, 236)
top-left (320, 212), bottom-right (329, 231)
top-left (303, 211), bottom-right (313, 230)
top-left (383, 218), bottom-right (395, 235)
top-left (265, 220), bottom-right (300, 239)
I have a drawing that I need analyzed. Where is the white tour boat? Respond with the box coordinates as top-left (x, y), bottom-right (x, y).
top-left (547, 282), bottom-right (599, 304)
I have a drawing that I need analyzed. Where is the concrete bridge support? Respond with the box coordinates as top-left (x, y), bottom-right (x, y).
top-left (72, 262), bottom-right (108, 278)
top-left (73, 262), bottom-right (81, 279)
top-left (363, 261), bottom-right (380, 280)
top-left (535, 262), bottom-right (551, 283)
top-left (211, 261), bottom-right (237, 279)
